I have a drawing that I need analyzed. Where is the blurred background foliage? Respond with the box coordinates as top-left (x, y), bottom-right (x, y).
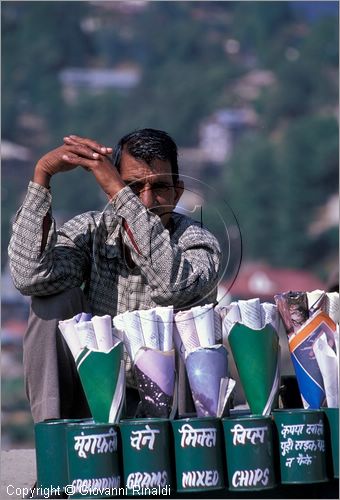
top-left (1, 1), bottom-right (338, 447)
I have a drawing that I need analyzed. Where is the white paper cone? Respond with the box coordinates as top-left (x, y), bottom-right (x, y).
top-left (58, 317), bottom-right (82, 359)
top-left (192, 304), bottom-right (215, 346)
top-left (313, 333), bottom-right (339, 407)
top-left (92, 314), bottom-right (114, 352)
top-left (238, 298), bottom-right (262, 329)
top-left (155, 306), bottom-right (174, 351)
top-left (261, 303), bottom-right (279, 331)
top-left (138, 308), bottom-right (159, 350)
top-left (75, 321), bottom-right (98, 350)
top-left (307, 290), bottom-right (326, 314)
top-left (174, 309), bottom-right (200, 356)
top-left (325, 292), bottom-right (339, 324)
top-left (122, 310), bottom-right (144, 361)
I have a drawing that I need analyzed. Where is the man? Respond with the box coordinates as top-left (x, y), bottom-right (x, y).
top-left (8, 129), bottom-right (221, 422)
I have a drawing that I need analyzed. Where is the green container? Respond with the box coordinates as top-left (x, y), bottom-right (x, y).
top-left (35, 418), bottom-right (89, 493)
top-left (66, 422), bottom-right (121, 498)
top-left (323, 408), bottom-right (339, 479)
top-left (273, 409), bottom-right (328, 484)
top-left (119, 418), bottom-right (173, 496)
top-left (222, 415), bottom-right (277, 491)
top-left (171, 417), bottom-right (225, 493)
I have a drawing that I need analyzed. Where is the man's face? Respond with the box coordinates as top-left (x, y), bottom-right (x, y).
top-left (119, 150), bottom-right (183, 227)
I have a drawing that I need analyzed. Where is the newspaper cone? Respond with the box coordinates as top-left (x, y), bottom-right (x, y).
top-left (134, 347), bottom-right (175, 418)
top-left (228, 323), bottom-right (280, 415)
top-left (76, 342), bottom-right (125, 423)
top-left (288, 310), bottom-right (336, 409)
top-left (186, 345), bottom-right (229, 417)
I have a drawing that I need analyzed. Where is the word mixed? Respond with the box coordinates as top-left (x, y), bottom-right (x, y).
top-left (181, 470), bottom-right (219, 488)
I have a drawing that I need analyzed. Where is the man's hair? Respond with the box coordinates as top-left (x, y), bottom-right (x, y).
top-left (113, 128), bottom-right (179, 183)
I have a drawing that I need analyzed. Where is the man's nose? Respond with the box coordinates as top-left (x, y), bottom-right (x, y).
top-left (139, 184), bottom-right (156, 208)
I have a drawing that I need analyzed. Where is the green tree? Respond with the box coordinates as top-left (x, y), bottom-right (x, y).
top-left (275, 116), bottom-right (338, 269)
top-left (2, 1), bottom-right (93, 148)
top-left (226, 133), bottom-right (280, 262)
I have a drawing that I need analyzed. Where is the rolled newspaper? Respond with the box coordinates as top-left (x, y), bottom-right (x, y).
top-left (92, 314), bottom-right (114, 352)
top-left (138, 309), bottom-right (159, 350)
top-left (174, 309), bottom-right (200, 357)
top-left (191, 303), bottom-right (215, 347)
top-left (155, 306), bottom-right (174, 351)
top-left (122, 310), bottom-right (144, 361)
top-left (75, 320), bottom-right (98, 350)
top-left (238, 298), bottom-right (262, 329)
top-left (58, 317), bottom-right (82, 358)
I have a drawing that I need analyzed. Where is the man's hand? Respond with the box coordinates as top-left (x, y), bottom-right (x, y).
top-left (34, 134), bottom-right (125, 198)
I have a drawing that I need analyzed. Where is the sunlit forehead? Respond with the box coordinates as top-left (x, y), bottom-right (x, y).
top-left (120, 151), bottom-right (174, 184)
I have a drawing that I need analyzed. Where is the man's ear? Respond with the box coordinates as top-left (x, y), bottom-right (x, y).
top-left (174, 179), bottom-right (184, 205)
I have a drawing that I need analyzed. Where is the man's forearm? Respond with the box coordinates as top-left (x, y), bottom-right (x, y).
top-left (8, 182), bottom-right (55, 293)
top-left (8, 181), bottom-right (89, 296)
top-left (32, 167), bottom-right (52, 252)
top-left (33, 165), bottom-right (51, 188)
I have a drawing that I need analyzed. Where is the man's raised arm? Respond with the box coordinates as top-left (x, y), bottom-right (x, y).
top-left (8, 135), bottom-right (125, 295)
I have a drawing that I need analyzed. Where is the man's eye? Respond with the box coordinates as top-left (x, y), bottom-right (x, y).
top-left (127, 182), bottom-right (171, 195)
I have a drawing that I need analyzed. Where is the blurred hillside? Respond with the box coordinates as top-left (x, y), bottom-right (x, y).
top-left (1, 0), bottom-right (339, 450)
top-left (2, 1), bottom-right (339, 281)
